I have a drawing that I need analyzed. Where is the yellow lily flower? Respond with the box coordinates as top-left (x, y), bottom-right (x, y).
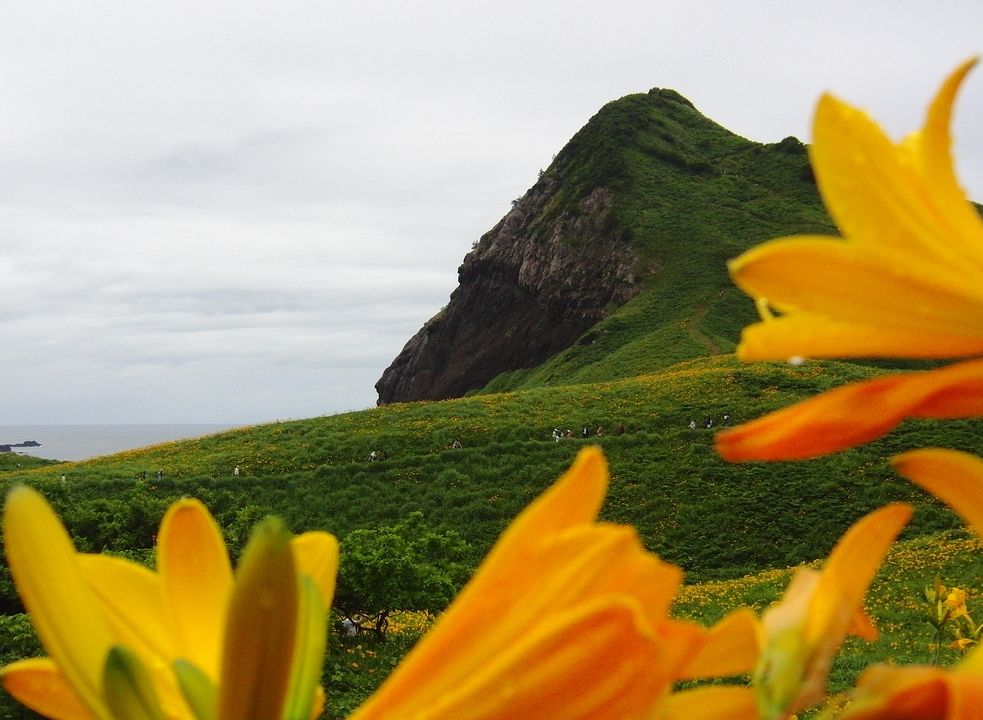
top-left (348, 446), bottom-right (752, 720)
top-left (716, 58), bottom-right (983, 461)
top-left (833, 449), bottom-right (983, 720)
top-left (0, 489), bottom-right (338, 720)
top-left (753, 503), bottom-right (912, 720)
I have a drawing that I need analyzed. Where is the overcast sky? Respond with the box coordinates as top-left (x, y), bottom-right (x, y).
top-left (2, 1), bottom-right (982, 425)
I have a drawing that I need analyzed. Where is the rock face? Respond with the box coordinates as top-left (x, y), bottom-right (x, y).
top-left (375, 177), bottom-right (641, 404)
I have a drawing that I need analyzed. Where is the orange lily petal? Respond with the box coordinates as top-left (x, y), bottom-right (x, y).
top-left (0, 658), bottom-right (94, 720)
top-left (678, 607), bottom-right (760, 680)
top-left (158, 498), bottom-right (233, 680)
top-left (840, 664), bottom-right (951, 720)
top-left (363, 598), bottom-right (677, 720)
top-left (658, 685), bottom-right (758, 720)
top-left (806, 503), bottom-right (911, 658)
top-left (755, 504), bottom-right (911, 719)
top-left (892, 448), bottom-right (983, 541)
top-left (349, 447), bottom-right (688, 720)
top-left (716, 358), bottom-right (983, 461)
top-left (3, 487), bottom-right (115, 720)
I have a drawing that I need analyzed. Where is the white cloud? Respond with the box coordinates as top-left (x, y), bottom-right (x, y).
top-left (1, 0), bottom-right (982, 423)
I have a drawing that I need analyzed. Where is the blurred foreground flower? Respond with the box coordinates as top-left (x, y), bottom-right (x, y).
top-left (753, 503), bottom-right (911, 720)
top-left (349, 446), bottom-right (759, 720)
top-left (716, 58), bottom-right (983, 462)
top-left (833, 449), bottom-right (983, 719)
top-left (1, 490), bottom-right (338, 720)
top-left (3, 448), bottom-right (759, 720)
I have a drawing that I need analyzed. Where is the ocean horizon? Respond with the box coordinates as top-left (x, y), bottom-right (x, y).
top-left (0, 424), bottom-right (238, 462)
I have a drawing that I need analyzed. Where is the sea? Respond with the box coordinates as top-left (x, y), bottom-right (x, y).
top-left (0, 424), bottom-right (238, 463)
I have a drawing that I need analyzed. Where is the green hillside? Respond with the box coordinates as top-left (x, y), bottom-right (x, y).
top-left (479, 90), bottom-right (836, 393)
top-left (3, 357), bottom-right (979, 607)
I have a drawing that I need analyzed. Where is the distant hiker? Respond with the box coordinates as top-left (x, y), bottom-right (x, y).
top-left (156, 469), bottom-right (164, 480)
top-left (581, 426), bottom-right (589, 438)
top-left (704, 417), bottom-right (713, 429)
top-left (368, 450), bottom-right (379, 462)
top-left (552, 428), bottom-right (561, 442)
top-left (234, 465), bottom-right (240, 476)
top-left (565, 429), bottom-right (572, 438)
top-left (723, 413), bottom-right (732, 425)
top-left (451, 439), bottom-right (462, 449)
top-left (689, 420), bottom-right (697, 430)
top-left (595, 426), bottom-right (604, 437)
top-left (61, 474), bottom-right (66, 483)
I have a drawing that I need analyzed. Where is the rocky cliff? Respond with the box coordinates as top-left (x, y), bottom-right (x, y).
top-left (375, 174), bottom-right (641, 404)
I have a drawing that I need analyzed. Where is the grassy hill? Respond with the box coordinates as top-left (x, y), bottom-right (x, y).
top-left (474, 90), bottom-right (836, 394)
top-left (3, 356), bottom-right (979, 604)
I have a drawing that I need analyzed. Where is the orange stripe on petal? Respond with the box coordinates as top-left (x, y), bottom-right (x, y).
top-left (892, 448), bottom-right (983, 540)
top-left (0, 658), bottom-right (94, 720)
top-left (158, 499), bottom-right (233, 680)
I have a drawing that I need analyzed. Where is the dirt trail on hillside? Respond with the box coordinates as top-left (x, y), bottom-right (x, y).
top-left (685, 302), bottom-right (723, 355)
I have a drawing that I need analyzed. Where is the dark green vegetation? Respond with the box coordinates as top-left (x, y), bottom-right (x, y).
top-left (481, 90), bottom-right (835, 393)
top-left (0, 454), bottom-right (56, 472)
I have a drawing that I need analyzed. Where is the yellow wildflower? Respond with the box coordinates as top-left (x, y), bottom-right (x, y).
top-left (0, 489), bottom-right (337, 720)
top-left (946, 588), bottom-right (970, 621)
top-left (716, 58), bottom-right (983, 461)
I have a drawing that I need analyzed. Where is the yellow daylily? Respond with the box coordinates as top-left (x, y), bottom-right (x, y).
top-left (834, 449), bottom-right (983, 720)
top-left (0, 489), bottom-right (338, 720)
top-left (753, 503), bottom-right (912, 720)
top-left (716, 58), bottom-right (983, 461)
top-left (348, 446), bottom-right (754, 720)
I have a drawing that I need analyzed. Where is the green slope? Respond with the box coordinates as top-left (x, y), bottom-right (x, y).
top-left (3, 356), bottom-right (980, 614)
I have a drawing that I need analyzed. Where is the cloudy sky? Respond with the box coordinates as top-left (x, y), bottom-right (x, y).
top-left (2, 1), bottom-right (982, 425)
